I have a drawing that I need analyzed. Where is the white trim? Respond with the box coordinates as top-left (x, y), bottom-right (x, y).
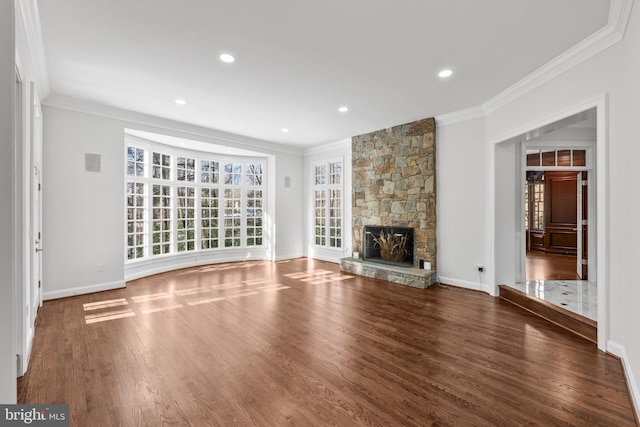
top-left (595, 95), bottom-right (608, 352)
top-left (607, 340), bottom-right (640, 421)
top-left (309, 247), bottom-right (347, 264)
top-left (489, 96), bottom-right (605, 147)
top-left (437, 276), bottom-right (490, 293)
top-left (274, 253), bottom-right (305, 262)
top-left (309, 253), bottom-right (341, 264)
top-left (43, 94), bottom-right (304, 157)
top-left (125, 249), bottom-right (270, 281)
top-left (435, 106), bottom-right (485, 127)
top-left (488, 95), bottom-right (608, 351)
top-left (15, 0), bottom-right (50, 99)
top-left (486, 134), bottom-right (497, 297)
top-left (609, 0), bottom-right (635, 36)
top-left (304, 138), bottom-right (351, 156)
top-left (124, 139), bottom-right (270, 266)
top-left (43, 280), bottom-right (126, 301)
top-left (310, 157), bottom-right (345, 254)
top-left (482, 0), bottom-right (633, 115)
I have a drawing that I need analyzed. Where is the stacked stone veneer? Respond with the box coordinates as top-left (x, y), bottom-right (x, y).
top-left (352, 117), bottom-right (436, 270)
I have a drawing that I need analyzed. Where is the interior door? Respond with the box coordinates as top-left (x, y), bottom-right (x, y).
top-left (544, 171), bottom-right (578, 255)
top-left (32, 165), bottom-right (42, 309)
top-left (31, 88), bottom-right (43, 310)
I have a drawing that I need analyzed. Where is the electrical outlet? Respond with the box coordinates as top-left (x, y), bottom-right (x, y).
top-left (477, 266), bottom-right (484, 272)
top-left (97, 264), bottom-right (104, 272)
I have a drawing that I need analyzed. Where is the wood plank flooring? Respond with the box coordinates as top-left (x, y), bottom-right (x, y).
top-left (526, 250), bottom-right (580, 280)
top-left (18, 258), bottom-right (636, 426)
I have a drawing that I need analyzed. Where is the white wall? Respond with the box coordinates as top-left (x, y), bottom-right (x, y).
top-left (0, 0), bottom-right (17, 404)
top-left (480, 2), bottom-right (640, 416)
top-left (432, 4), bottom-right (639, 414)
top-left (273, 151), bottom-right (305, 261)
top-left (436, 116), bottom-right (488, 291)
top-left (42, 100), bottom-right (305, 299)
top-left (43, 107), bottom-right (127, 298)
top-left (303, 139), bottom-right (352, 263)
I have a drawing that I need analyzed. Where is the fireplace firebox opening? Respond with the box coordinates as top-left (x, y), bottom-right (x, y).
top-left (363, 226), bottom-right (414, 268)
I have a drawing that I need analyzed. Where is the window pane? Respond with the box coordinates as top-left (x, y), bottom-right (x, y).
top-left (126, 180), bottom-right (146, 259)
top-left (152, 184), bottom-right (171, 255)
top-left (126, 146), bottom-right (268, 261)
top-left (526, 150), bottom-right (540, 167)
top-left (313, 160), bottom-right (343, 249)
top-left (201, 187), bottom-right (219, 249)
top-left (177, 186), bottom-right (196, 252)
top-left (573, 150), bottom-right (586, 166)
top-left (541, 151), bottom-right (555, 167)
top-left (557, 150), bottom-right (571, 166)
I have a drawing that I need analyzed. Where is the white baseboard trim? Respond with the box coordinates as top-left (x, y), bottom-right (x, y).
top-left (311, 254), bottom-right (342, 264)
top-left (125, 250), bottom-right (271, 282)
top-left (44, 280), bottom-right (126, 301)
top-left (607, 340), bottom-right (640, 421)
top-left (274, 252), bottom-right (305, 262)
top-left (437, 276), bottom-right (486, 293)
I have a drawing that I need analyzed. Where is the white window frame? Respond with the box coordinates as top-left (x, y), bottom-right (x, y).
top-left (125, 138), bottom-right (267, 265)
top-left (313, 159), bottom-right (343, 250)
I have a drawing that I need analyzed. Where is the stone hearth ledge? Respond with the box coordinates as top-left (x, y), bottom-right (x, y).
top-left (340, 257), bottom-right (437, 289)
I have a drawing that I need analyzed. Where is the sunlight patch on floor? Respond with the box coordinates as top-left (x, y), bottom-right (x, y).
top-left (85, 280), bottom-right (292, 324)
top-left (285, 270), bottom-right (355, 285)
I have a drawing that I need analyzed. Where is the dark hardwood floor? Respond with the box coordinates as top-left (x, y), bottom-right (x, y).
top-left (526, 250), bottom-right (580, 281)
top-left (18, 258), bottom-right (636, 426)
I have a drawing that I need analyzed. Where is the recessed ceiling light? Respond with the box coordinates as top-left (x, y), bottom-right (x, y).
top-left (281, 128), bottom-right (289, 133)
top-left (220, 53), bottom-right (235, 63)
top-left (174, 99), bottom-right (186, 105)
top-left (438, 69), bottom-right (453, 78)
top-left (338, 106), bottom-right (349, 113)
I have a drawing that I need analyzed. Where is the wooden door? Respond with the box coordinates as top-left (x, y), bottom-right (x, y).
top-left (544, 172), bottom-right (577, 255)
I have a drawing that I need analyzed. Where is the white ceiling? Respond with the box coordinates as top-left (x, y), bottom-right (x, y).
top-left (36, 0), bottom-right (611, 147)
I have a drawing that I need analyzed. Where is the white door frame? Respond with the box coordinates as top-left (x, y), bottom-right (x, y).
top-left (30, 83), bottom-right (43, 312)
top-left (489, 95), bottom-right (608, 352)
top-left (519, 145), bottom-right (594, 283)
top-left (15, 58), bottom-right (40, 377)
top-left (14, 63), bottom-right (28, 377)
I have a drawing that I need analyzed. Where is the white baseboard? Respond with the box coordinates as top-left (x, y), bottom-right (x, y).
top-left (607, 340), bottom-right (640, 421)
top-left (43, 280), bottom-right (126, 300)
top-left (437, 276), bottom-right (486, 293)
top-left (274, 252), bottom-right (305, 262)
top-left (125, 250), bottom-right (271, 281)
top-left (311, 254), bottom-right (342, 264)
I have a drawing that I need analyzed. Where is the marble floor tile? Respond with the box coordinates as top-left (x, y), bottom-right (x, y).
top-left (508, 280), bottom-right (597, 322)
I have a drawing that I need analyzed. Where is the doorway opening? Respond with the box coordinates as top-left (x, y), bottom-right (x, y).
top-left (510, 109), bottom-right (597, 323)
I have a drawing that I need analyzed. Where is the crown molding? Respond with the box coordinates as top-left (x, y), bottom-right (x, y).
top-left (435, 106), bottom-right (485, 127)
top-left (16, 0), bottom-right (50, 100)
top-left (304, 138), bottom-right (351, 157)
top-left (483, 0), bottom-right (634, 115)
top-left (43, 94), bottom-right (305, 157)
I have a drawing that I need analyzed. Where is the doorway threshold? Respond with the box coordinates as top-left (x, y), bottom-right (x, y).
top-left (499, 283), bottom-right (597, 343)
top-left (513, 280), bottom-right (596, 321)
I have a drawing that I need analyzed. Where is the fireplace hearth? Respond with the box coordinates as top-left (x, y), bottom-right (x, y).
top-left (363, 226), bottom-right (414, 268)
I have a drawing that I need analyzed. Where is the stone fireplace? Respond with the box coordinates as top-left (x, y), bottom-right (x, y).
top-left (341, 117), bottom-right (437, 289)
top-left (351, 117), bottom-right (436, 269)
